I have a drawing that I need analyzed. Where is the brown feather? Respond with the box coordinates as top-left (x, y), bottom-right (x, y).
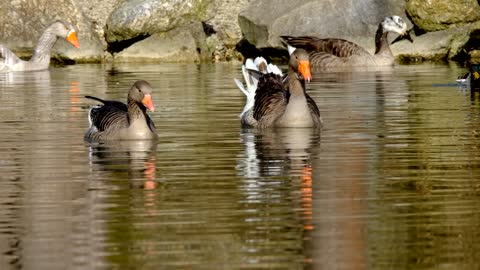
top-left (253, 73), bottom-right (289, 128)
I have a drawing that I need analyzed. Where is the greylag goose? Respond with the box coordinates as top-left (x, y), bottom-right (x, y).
top-left (84, 80), bottom-right (158, 141)
top-left (235, 49), bottom-right (322, 128)
top-left (0, 20), bottom-right (80, 72)
top-left (281, 16), bottom-right (409, 69)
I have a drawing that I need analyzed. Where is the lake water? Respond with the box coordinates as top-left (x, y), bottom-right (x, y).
top-left (1, 62), bottom-right (480, 269)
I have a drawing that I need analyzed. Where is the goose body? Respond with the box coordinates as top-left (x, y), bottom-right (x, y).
top-left (84, 80), bottom-right (158, 141)
top-left (0, 20), bottom-right (80, 72)
top-left (234, 49), bottom-right (322, 128)
top-left (282, 16), bottom-right (408, 69)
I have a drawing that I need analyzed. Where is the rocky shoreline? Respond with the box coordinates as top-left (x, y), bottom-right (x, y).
top-left (0, 0), bottom-right (479, 64)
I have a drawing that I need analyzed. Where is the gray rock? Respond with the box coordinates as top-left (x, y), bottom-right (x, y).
top-left (238, 0), bottom-right (409, 52)
top-left (406, 0), bottom-right (480, 32)
top-left (75, 0), bottom-right (123, 48)
top-left (0, 0), bottom-right (104, 62)
top-left (105, 0), bottom-right (213, 44)
top-left (206, 0), bottom-right (252, 46)
top-left (114, 22), bottom-right (209, 62)
top-left (202, 0), bottom-right (252, 62)
top-left (393, 21), bottom-right (480, 62)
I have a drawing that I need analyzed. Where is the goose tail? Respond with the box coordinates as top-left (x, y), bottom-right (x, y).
top-left (234, 57), bottom-right (282, 118)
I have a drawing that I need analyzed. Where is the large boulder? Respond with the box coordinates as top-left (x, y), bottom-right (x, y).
top-left (114, 22), bottom-right (210, 62)
top-left (0, 0), bottom-right (104, 62)
top-left (393, 21), bottom-right (480, 62)
top-left (75, 0), bottom-right (123, 48)
top-left (203, 0), bottom-right (252, 61)
top-left (406, 0), bottom-right (480, 32)
top-left (104, 0), bottom-right (213, 44)
top-left (238, 0), bottom-right (409, 53)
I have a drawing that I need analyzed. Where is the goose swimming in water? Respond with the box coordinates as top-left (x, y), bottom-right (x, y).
top-left (282, 16), bottom-right (410, 69)
top-left (84, 80), bottom-right (158, 142)
top-left (234, 49), bottom-right (322, 128)
top-left (0, 20), bottom-right (80, 72)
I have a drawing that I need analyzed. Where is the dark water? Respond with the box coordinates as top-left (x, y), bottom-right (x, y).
top-left (1, 62), bottom-right (480, 269)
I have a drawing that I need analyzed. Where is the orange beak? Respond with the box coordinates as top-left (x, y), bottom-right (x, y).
top-left (298, 60), bottom-right (312, 82)
top-left (66, 31), bottom-right (80, 48)
top-left (142, 94), bottom-right (155, 112)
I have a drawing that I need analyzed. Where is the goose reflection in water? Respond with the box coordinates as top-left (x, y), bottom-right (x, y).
top-left (238, 128), bottom-right (320, 177)
top-left (237, 128), bottom-right (320, 231)
top-left (87, 140), bottom-right (158, 190)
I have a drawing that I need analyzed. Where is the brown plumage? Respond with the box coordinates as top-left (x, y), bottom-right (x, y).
top-left (241, 49), bottom-right (322, 128)
top-left (281, 16), bottom-right (409, 69)
top-left (84, 80), bottom-right (158, 141)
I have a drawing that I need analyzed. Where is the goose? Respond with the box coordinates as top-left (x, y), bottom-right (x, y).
top-left (281, 16), bottom-right (410, 69)
top-left (84, 80), bottom-right (158, 141)
top-left (0, 20), bottom-right (80, 72)
top-left (457, 64), bottom-right (480, 90)
top-left (234, 49), bottom-right (322, 128)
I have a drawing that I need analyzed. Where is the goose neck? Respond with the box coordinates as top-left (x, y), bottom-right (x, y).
top-left (374, 25), bottom-right (392, 56)
top-left (287, 71), bottom-right (306, 96)
top-left (30, 29), bottom-right (58, 64)
top-left (127, 97), bottom-right (147, 123)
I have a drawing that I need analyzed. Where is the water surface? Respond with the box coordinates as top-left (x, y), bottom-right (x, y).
top-left (1, 62), bottom-right (480, 269)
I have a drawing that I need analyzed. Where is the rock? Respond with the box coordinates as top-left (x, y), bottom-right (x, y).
top-left (104, 0), bottom-right (213, 44)
top-left (202, 0), bottom-right (252, 62)
top-left (392, 21), bottom-right (480, 62)
top-left (406, 0), bottom-right (480, 32)
top-left (75, 0), bottom-right (123, 48)
top-left (0, 0), bottom-right (104, 62)
top-left (114, 22), bottom-right (210, 62)
top-left (206, 0), bottom-right (252, 46)
top-left (238, 0), bottom-right (409, 52)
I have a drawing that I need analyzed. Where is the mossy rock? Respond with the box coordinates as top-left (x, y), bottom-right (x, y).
top-left (406, 0), bottom-right (480, 32)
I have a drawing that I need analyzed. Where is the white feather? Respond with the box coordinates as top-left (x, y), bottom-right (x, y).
top-left (244, 58), bottom-right (257, 71)
top-left (253, 57), bottom-right (267, 68)
top-left (267, 64), bottom-right (282, 76)
top-left (234, 57), bottom-right (284, 118)
top-left (287, 45), bottom-right (297, 56)
top-left (87, 105), bottom-right (101, 128)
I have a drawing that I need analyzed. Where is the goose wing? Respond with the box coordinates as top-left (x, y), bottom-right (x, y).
top-left (253, 72), bottom-right (289, 128)
top-left (146, 115), bottom-right (156, 134)
top-left (85, 95), bottom-right (128, 111)
top-left (308, 51), bottom-right (349, 69)
top-left (86, 96), bottom-right (129, 132)
top-left (282, 36), bottom-right (371, 58)
top-left (306, 93), bottom-right (322, 127)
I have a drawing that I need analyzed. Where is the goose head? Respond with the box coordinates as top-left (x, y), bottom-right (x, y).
top-left (129, 80), bottom-right (155, 112)
top-left (381, 16), bottom-right (408, 36)
top-left (289, 49), bottom-right (312, 82)
top-left (49, 20), bottom-right (80, 48)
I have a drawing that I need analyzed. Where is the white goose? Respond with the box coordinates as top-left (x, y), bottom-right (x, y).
top-left (0, 20), bottom-right (80, 72)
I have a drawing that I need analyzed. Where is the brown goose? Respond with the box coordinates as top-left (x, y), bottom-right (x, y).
top-left (240, 49), bottom-right (322, 128)
top-left (0, 20), bottom-right (80, 72)
top-left (281, 16), bottom-right (409, 69)
top-left (84, 80), bottom-right (158, 141)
